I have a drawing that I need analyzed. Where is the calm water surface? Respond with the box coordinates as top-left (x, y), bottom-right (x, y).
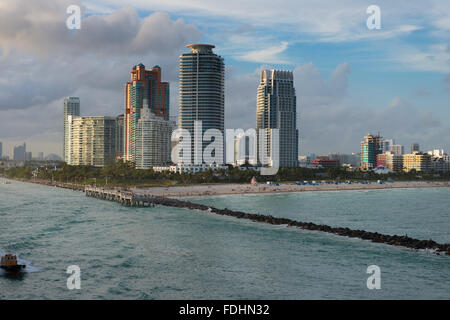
top-left (0, 180), bottom-right (449, 299)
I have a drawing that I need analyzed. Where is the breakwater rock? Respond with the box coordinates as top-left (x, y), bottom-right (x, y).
top-left (150, 197), bottom-right (450, 256)
top-left (84, 187), bottom-right (450, 256)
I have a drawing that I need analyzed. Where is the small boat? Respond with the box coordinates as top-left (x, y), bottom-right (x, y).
top-left (1, 254), bottom-right (26, 273)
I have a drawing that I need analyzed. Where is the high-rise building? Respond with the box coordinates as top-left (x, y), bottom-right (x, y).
top-left (381, 139), bottom-right (394, 153)
top-left (25, 152), bottom-right (32, 161)
top-left (391, 144), bottom-right (404, 156)
top-left (68, 116), bottom-right (116, 167)
top-left (135, 102), bottom-right (175, 169)
top-left (37, 152), bottom-right (44, 161)
top-left (256, 69), bottom-right (298, 167)
top-left (411, 143), bottom-right (420, 154)
top-left (360, 133), bottom-right (383, 170)
top-left (0, 141), bottom-right (2, 159)
top-left (13, 143), bottom-right (26, 161)
top-left (124, 64), bottom-right (169, 162)
top-left (63, 97), bottom-right (81, 163)
top-left (178, 44), bottom-right (225, 164)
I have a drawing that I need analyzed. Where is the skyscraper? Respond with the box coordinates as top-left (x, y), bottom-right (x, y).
top-left (360, 133), bottom-right (383, 170)
top-left (64, 97), bottom-right (80, 163)
top-left (135, 102), bottom-right (175, 169)
top-left (179, 44), bottom-right (225, 164)
top-left (124, 64), bottom-right (169, 162)
top-left (256, 69), bottom-right (298, 168)
top-left (0, 141), bottom-right (2, 159)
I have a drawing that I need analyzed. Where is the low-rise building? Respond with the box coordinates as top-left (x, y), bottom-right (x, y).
top-left (403, 152), bottom-right (432, 172)
top-left (311, 156), bottom-right (340, 168)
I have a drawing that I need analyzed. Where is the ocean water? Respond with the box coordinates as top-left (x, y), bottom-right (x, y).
top-left (0, 180), bottom-right (449, 299)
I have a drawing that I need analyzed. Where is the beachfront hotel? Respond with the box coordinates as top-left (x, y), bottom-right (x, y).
top-left (256, 69), bottom-right (298, 168)
top-left (124, 64), bottom-right (170, 163)
top-left (63, 97), bottom-right (80, 163)
top-left (178, 44), bottom-right (225, 164)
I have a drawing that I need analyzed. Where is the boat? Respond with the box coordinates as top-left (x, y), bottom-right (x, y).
top-left (1, 254), bottom-right (26, 273)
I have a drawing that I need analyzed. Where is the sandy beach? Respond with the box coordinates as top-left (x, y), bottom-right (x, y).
top-left (133, 180), bottom-right (450, 198)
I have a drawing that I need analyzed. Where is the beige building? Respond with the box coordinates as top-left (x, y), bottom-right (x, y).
top-left (403, 152), bottom-right (432, 172)
top-left (385, 151), bottom-right (403, 171)
top-left (135, 105), bottom-right (175, 169)
top-left (68, 116), bottom-right (116, 167)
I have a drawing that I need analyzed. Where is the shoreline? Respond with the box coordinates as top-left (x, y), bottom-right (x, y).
top-left (132, 181), bottom-right (450, 198)
top-left (2, 177), bottom-right (450, 197)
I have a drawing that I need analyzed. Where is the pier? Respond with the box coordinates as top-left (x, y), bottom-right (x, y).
top-left (85, 187), bottom-right (156, 207)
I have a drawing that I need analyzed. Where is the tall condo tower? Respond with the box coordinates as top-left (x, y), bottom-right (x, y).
top-left (360, 133), bottom-right (383, 170)
top-left (63, 97), bottom-right (80, 163)
top-left (256, 69), bottom-right (298, 168)
top-left (179, 44), bottom-right (225, 164)
top-left (124, 64), bottom-right (170, 162)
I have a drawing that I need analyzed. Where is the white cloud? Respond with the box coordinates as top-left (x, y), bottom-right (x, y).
top-left (237, 41), bottom-right (289, 64)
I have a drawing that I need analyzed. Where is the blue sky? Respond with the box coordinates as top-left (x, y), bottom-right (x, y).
top-left (0, 0), bottom-right (449, 156)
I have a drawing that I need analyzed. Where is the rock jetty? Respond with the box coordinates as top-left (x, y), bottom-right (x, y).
top-left (85, 187), bottom-right (450, 256)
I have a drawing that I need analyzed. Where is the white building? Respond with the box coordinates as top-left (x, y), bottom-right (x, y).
top-left (135, 105), bottom-right (175, 169)
top-left (256, 69), bottom-right (298, 168)
top-left (63, 97), bottom-right (80, 163)
top-left (68, 116), bottom-right (116, 167)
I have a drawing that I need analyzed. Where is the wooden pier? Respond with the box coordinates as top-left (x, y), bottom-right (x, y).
top-left (85, 187), bottom-right (157, 207)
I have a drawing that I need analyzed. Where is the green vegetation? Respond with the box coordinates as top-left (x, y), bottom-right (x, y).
top-left (2, 161), bottom-right (450, 187)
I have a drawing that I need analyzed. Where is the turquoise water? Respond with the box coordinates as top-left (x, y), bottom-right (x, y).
top-left (0, 180), bottom-right (449, 299)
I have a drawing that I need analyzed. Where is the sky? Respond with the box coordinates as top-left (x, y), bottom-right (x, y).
top-left (0, 0), bottom-right (449, 158)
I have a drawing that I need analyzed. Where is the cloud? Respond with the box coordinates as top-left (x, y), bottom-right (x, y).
top-left (237, 41), bottom-right (289, 64)
top-left (0, 1), bottom-right (201, 57)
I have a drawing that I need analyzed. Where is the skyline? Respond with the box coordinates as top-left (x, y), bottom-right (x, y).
top-left (0, 0), bottom-right (449, 157)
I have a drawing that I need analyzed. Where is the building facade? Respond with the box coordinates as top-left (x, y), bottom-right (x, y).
top-left (124, 64), bottom-right (169, 162)
top-left (115, 114), bottom-right (125, 161)
top-left (311, 156), bottom-right (340, 168)
top-left (360, 133), bottom-right (383, 170)
top-left (410, 143), bottom-right (420, 154)
top-left (391, 144), bottom-right (404, 156)
top-left (68, 116), bottom-right (116, 167)
top-left (256, 69), bottom-right (298, 168)
top-left (178, 44), bottom-right (225, 164)
top-left (63, 97), bottom-right (80, 163)
top-left (403, 153), bottom-right (432, 172)
top-left (135, 104), bottom-right (175, 169)
top-left (13, 143), bottom-right (26, 161)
